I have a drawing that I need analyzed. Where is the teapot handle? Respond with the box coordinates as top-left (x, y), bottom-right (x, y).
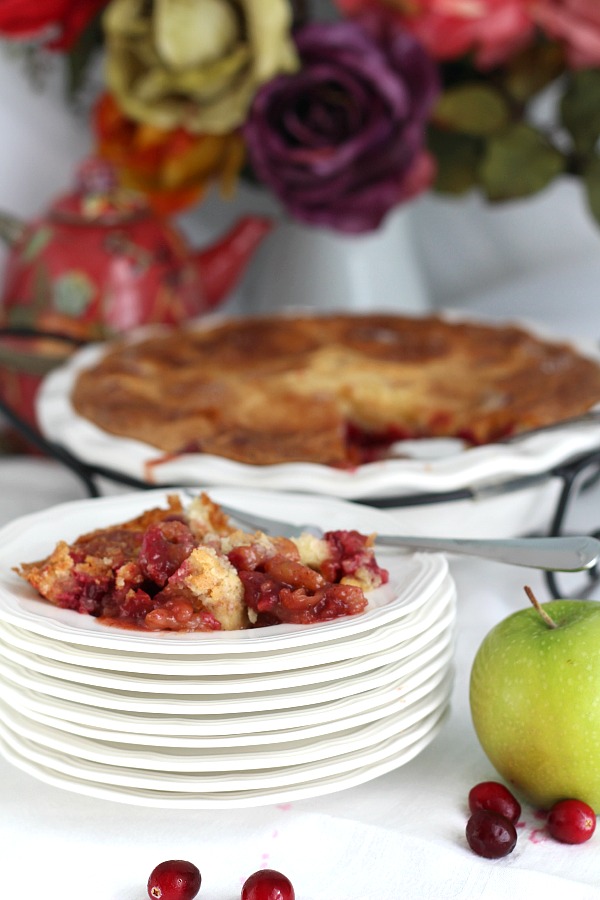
top-left (0, 326), bottom-right (88, 347)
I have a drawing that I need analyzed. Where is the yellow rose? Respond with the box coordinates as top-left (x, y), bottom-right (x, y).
top-left (103, 0), bottom-right (299, 134)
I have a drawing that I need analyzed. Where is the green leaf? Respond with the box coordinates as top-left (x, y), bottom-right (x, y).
top-left (65, 9), bottom-right (105, 100)
top-left (432, 84), bottom-right (510, 136)
top-left (560, 69), bottom-right (600, 157)
top-left (502, 42), bottom-right (565, 104)
top-left (21, 225), bottom-right (53, 263)
top-left (480, 124), bottom-right (565, 200)
top-left (427, 127), bottom-right (484, 194)
top-left (582, 154), bottom-right (600, 226)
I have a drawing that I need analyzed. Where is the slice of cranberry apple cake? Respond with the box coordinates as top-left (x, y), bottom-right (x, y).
top-left (16, 494), bottom-right (389, 633)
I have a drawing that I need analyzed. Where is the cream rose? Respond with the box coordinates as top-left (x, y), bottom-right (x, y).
top-left (103, 0), bottom-right (299, 133)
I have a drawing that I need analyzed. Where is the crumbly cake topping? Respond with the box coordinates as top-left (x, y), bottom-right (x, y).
top-left (16, 493), bottom-right (389, 633)
top-left (70, 313), bottom-right (600, 467)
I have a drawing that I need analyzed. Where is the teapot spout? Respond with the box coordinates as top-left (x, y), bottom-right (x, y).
top-left (0, 211), bottom-right (27, 247)
top-left (194, 215), bottom-right (273, 309)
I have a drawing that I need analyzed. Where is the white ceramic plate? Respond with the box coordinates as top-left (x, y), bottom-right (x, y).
top-left (1, 637), bottom-right (454, 736)
top-left (0, 487), bottom-right (450, 653)
top-left (0, 481), bottom-right (458, 805)
top-left (0, 699), bottom-right (449, 792)
top-left (0, 581), bottom-right (452, 674)
top-left (0, 610), bottom-right (453, 716)
top-left (0, 586), bottom-right (454, 692)
top-left (8, 659), bottom-right (452, 748)
top-left (0, 675), bottom-right (452, 772)
top-left (0, 707), bottom-right (449, 808)
top-left (36, 317), bottom-right (600, 505)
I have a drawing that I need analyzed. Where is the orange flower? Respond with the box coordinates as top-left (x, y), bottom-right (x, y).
top-left (93, 93), bottom-right (246, 215)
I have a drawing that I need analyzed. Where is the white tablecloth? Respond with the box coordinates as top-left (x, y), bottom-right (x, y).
top-left (1, 456), bottom-right (600, 900)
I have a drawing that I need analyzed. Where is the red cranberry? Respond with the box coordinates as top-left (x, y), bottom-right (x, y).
top-left (466, 809), bottom-right (518, 859)
top-left (468, 781), bottom-right (521, 824)
top-left (547, 799), bottom-right (597, 844)
top-left (241, 869), bottom-right (295, 900)
top-left (147, 860), bottom-right (201, 900)
top-left (140, 521), bottom-right (196, 586)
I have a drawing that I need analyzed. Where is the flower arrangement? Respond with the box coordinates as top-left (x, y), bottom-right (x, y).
top-left (371, 0), bottom-right (600, 219)
top-left (1, 0), bottom-right (600, 234)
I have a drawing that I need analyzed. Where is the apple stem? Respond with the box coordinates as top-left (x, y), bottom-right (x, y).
top-left (524, 585), bottom-right (558, 629)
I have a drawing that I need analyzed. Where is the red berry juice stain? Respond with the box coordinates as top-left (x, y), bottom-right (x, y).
top-left (516, 821), bottom-right (526, 829)
top-left (277, 803), bottom-right (293, 811)
top-left (529, 827), bottom-right (549, 844)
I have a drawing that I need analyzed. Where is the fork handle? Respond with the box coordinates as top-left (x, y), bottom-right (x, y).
top-left (374, 534), bottom-right (600, 572)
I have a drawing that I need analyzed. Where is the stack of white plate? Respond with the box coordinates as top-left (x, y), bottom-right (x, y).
top-left (0, 488), bottom-right (456, 808)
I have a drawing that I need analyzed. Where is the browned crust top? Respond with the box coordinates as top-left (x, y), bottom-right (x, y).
top-left (70, 313), bottom-right (600, 466)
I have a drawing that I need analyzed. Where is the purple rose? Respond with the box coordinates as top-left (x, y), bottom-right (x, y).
top-left (244, 16), bottom-right (440, 233)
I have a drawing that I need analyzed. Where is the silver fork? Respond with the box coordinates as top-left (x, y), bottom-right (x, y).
top-left (215, 502), bottom-right (600, 573)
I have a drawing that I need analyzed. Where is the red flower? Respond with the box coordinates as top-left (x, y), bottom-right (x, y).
top-left (336, 0), bottom-right (536, 68)
top-left (533, 0), bottom-right (600, 68)
top-left (0, 0), bottom-right (109, 51)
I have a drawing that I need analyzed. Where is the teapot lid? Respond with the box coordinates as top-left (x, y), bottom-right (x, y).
top-left (51, 157), bottom-right (149, 225)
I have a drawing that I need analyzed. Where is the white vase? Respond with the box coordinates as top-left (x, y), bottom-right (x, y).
top-left (412, 178), bottom-right (600, 310)
top-left (236, 204), bottom-right (431, 315)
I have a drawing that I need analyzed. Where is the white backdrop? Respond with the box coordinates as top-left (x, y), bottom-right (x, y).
top-left (0, 48), bottom-right (91, 253)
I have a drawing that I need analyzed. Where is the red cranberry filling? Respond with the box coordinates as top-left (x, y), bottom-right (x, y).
top-left (238, 569), bottom-right (368, 625)
top-left (322, 530), bottom-right (389, 586)
top-left (20, 502), bottom-right (387, 633)
top-left (345, 422), bottom-right (416, 463)
top-left (139, 520), bottom-right (197, 586)
top-left (228, 530), bottom-right (386, 627)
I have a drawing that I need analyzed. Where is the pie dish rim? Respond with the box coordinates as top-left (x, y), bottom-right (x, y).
top-left (35, 310), bottom-right (600, 500)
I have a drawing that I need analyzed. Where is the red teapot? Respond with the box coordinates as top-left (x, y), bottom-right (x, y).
top-left (0, 157), bottom-right (272, 436)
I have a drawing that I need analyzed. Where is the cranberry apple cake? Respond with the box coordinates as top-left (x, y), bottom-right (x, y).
top-left (70, 313), bottom-right (600, 467)
top-left (17, 493), bottom-right (389, 632)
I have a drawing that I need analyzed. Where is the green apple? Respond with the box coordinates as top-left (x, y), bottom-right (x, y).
top-left (470, 589), bottom-right (600, 811)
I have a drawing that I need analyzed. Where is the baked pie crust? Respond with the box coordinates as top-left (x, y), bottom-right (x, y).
top-left (70, 313), bottom-right (600, 467)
